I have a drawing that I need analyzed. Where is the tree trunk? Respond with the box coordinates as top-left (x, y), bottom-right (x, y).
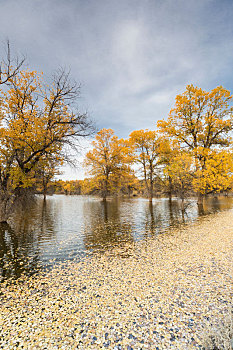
top-left (0, 193), bottom-right (12, 223)
top-left (181, 197), bottom-right (185, 211)
top-left (102, 178), bottom-right (108, 201)
top-left (149, 187), bottom-right (153, 202)
top-left (197, 192), bottom-right (204, 205)
top-left (0, 202), bottom-right (9, 223)
top-left (149, 173), bottom-right (153, 202)
top-left (0, 187), bottom-right (35, 223)
top-left (148, 201), bottom-right (155, 234)
top-left (197, 192), bottom-right (204, 215)
top-left (43, 185), bottom-right (47, 200)
top-left (168, 176), bottom-right (172, 201)
top-left (43, 178), bottom-right (47, 200)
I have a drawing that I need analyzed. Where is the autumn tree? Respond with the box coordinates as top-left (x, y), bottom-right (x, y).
top-left (35, 155), bottom-right (62, 199)
top-left (155, 139), bottom-right (176, 200)
top-left (84, 129), bottom-right (132, 200)
top-left (158, 84), bottom-right (233, 202)
top-left (0, 45), bottom-right (93, 222)
top-left (164, 151), bottom-right (193, 205)
top-left (79, 178), bottom-right (98, 195)
top-left (129, 129), bottom-right (166, 202)
top-left (192, 149), bottom-right (233, 195)
top-left (120, 172), bottom-right (140, 197)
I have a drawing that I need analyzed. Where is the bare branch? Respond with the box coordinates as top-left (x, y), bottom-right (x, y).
top-left (0, 40), bottom-right (26, 85)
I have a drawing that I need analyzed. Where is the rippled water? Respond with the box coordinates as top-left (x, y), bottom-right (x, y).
top-left (0, 195), bottom-right (233, 280)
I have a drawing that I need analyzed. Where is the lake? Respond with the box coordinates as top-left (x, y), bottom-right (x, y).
top-left (0, 195), bottom-right (233, 280)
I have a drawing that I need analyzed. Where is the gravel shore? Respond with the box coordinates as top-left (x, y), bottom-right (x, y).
top-left (0, 210), bottom-right (232, 349)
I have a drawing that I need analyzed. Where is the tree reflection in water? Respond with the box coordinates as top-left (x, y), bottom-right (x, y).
top-left (0, 222), bottom-right (41, 281)
top-left (143, 199), bottom-right (188, 237)
top-left (0, 195), bottom-right (233, 281)
top-left (83, 199), bottom-right (135, 253)
top-left (0, 199), bottom-right (56, 281)
top-left (197, 196), bottom-right (233, 217)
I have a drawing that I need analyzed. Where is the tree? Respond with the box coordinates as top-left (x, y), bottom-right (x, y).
top-left (157, 84), bottom-right (233, 202)
top-left (0, 46), bottom-right (93, 222)
top-left (84, 129), bottom-right (132, 200)
top-left (120, 172), bottom-right (140, 197)
top-left (35, 155), bottom-right (62, 199)
top-left (0, 40), bottom-right (25, 86)
top-left (192, 149), bottom-right (233, 195)
top-left (80, 178), bottom-right (98, 195)
top-left (164, 151), bottom-right (193, 205)
top-left (129, 129), bottom-right (165, 202)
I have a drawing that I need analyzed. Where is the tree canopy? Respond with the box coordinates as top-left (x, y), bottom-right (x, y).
top-left (84, 129), bottom-right (132, 200)
top-left (157, 85), bottom-right (233, 200)
top-left (129, 129), bottom-right (167, 201)
top-left (0, 45), bottom-right (93, 221)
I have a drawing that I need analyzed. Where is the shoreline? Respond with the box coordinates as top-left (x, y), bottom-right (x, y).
top-left (1, 209), bottom-right (233, 349)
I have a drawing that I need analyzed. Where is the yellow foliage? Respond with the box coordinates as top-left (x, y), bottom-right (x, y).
top-left (158, 84), bottom-right (233, 196)
top-left (0, 67), bottom-right (90, 198)
top-left (129, 129), bottom-right (167, 200)
top-left (164, 151), bottom-right (193, 198)
top-left (84, 129), bottom-right (133, 199)
top-left (193, 149), bottom-right (233, 194)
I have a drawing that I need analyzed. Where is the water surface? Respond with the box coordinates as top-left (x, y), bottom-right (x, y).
top-left (0, 195), bottom-right (233, 280)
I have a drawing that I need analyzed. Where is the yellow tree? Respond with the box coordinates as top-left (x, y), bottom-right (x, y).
top-left (129, 129), bottom-right (166, 202)
top-left (35, 155), bottom-right (62, 199)
top-left (158, 84), bottom-right (233, 202)
top-left (0, 48), bottom-right (93, 222)
top-left (156, 139), bottom-right (179, 200)
top-left (120, 172), bottom-right (140, 197)
top-left (84, 129), bottom-right (132, 200)
top-left (193, 149), bottom-right (233, 195)
top-left (164, 151), bottom-right (193, 204)
top-left (80, 178), bottom-right (97, 195)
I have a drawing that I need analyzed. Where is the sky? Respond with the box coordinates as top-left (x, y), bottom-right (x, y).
top-left (1, 0), bottom-right (233, 179)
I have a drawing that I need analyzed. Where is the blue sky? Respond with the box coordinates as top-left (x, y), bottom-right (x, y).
top-left (1, 0), bottom-right (233, 179)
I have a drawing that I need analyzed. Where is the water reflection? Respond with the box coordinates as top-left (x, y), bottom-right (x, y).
top-left (0, 195), bottom-right (232, 280)
top-left (0, 199), bottom-right (56, 281)
top-left (83, 200), bottom-right (134, 252)
top-left (0, 222), bottom-right (40, 281)
top-left (12, 199), bottom-right (56, 242)
top-left (143, 199), bottom-right (193, 237)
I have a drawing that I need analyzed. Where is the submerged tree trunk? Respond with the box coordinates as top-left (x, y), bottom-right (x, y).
top-left (102, 177), bottom-right (108, 201)
top-left (147, 169), bottom-right (153, 202)
top-left (149, 164), bottom-right (153, 203)
top-left (168, 176), bottom-right (172, 201)
top-left (0, 197), bottom-right (10, 223)
top-left (0, 188), bottom-right (35, 223)
top-left (197, 192), bottom-right (204, 205)
top-left (197, 192), bottom-right (204, 215)
top-left (181, 197), bottom-right (185, 211)
top-left (149, 186), bottom-right (153, 202)
top-left (148, 201), bottom-right (155, 234)
top-left (42, 177), bottom-right (48, 200)
top-left (0, 188), bottom-right (13, 223)
top-left (144, 179), bottom-right (153, 202)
